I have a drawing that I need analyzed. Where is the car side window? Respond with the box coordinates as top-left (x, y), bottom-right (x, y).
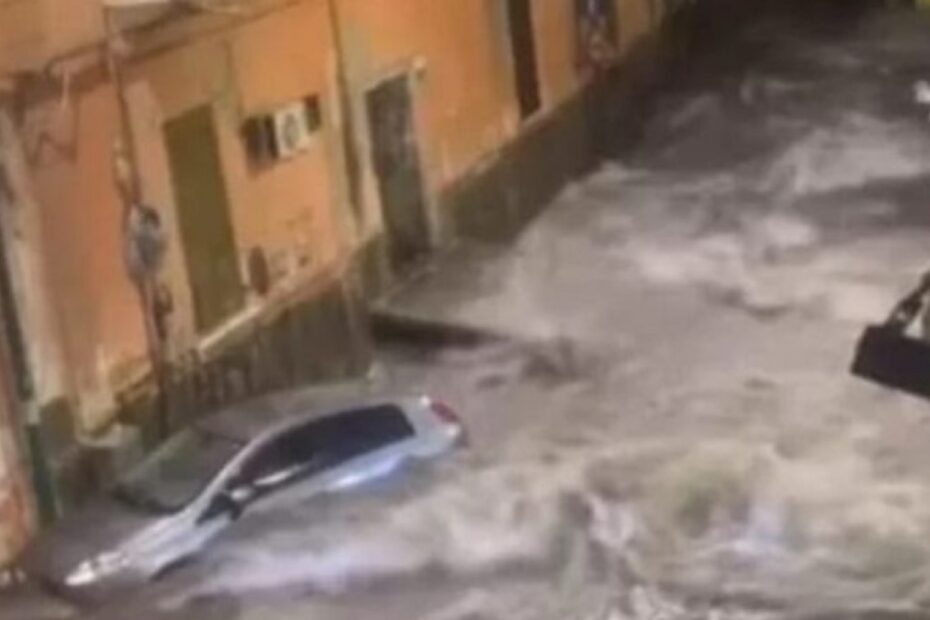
top-left (234, 404), bottom-right (415, 491)
top-left (314, 405), bottom-right (415, 465)
top-left (236, 435), bottom-right (313, 490)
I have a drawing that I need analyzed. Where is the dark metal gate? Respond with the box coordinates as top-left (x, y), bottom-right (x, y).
top-left (165, 106), bottom-right (244, 334)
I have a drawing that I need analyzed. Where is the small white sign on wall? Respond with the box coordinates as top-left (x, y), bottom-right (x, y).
top-left (272, 102), bottom-right (314, 160)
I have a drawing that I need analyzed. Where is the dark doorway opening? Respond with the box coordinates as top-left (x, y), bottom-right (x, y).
top-left (507, 0), bottom-right (542, 119)
top-left (165, 106), bottom-right (244, 334)
top-left (366, 74), bottom-right (430, 269)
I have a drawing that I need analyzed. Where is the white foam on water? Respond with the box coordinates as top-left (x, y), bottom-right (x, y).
top-left (765, 115), bottom-right (930, 198)
top-left (180, 448), bottom-right (591, 598)
top-left (161, 70), bottom-right (930, 617)
top-left (164, 404), bottom-right (930, 620)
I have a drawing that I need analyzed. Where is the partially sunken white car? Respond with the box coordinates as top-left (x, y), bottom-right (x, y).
top-left (21, 389), bottom-right (466, 601)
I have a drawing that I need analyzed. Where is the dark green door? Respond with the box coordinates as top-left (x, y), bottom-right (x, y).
top-left (165, 106), bottom-right (243, 333)
top-left (366, 75), bottom-right (430, 268)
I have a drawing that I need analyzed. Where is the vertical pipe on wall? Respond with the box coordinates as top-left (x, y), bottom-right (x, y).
top-left (103, 7), bottom-right (170, 438)
top-left (326, 0), bottom-right (364, 225)
top-left (104, 9), bottom-right (143, 203)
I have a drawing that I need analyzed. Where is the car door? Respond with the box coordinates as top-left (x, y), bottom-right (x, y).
top-left (214, 427), bottom-right (328, 516)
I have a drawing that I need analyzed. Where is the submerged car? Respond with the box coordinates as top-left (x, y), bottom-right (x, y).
top-left (21, 390), bottom-right (466, 600)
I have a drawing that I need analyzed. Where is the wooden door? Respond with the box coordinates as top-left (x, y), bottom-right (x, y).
top-left (165, 106), bottom-right (243, 333)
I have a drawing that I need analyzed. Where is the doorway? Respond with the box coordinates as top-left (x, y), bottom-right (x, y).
top-left (366, 74), bottom-right (430, 269)
top-left (506, 0), bottom-right (542, 119)
top-left (165, 106), bottom-right (244, 334)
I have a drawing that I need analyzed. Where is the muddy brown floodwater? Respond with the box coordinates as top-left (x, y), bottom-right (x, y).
top-left (31, 4), bottom-right (930, 620)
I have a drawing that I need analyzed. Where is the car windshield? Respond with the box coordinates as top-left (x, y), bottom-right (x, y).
top-left (113, 429), bottom-right (242, 514)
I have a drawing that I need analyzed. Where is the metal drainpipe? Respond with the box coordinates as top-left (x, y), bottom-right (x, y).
top-left (326, 0), bottom-right (364, 223)
top-left (103, 7), bottom-right (170, 439)
top-left (103, 9), bottom-right (141, 200)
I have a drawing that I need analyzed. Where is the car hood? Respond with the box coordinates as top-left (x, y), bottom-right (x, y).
top-left (22, 497), bottom-right (161, 580)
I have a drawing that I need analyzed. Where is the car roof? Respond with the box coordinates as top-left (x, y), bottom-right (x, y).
top-left (194, 383), bottom-right (417, 443)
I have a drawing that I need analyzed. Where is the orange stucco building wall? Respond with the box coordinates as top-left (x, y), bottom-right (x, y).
top-left (536, 0), bottom-right (660, 107)
top-left (0, 0), bottom-right (669, 561)
top-left (9, 0), bottom-right (662, 432)
top-left (26, 82), bottom-right (147, 429)
top-left (535, 0), bottom-right (585, 109)
top-left (618, 0), bottom-right (659, 55)
top-left (340, 0), bottom-right (656, 241)
top-left (0, 0), bottom-right (43, 74)
top-left (336, 0), bottom-right (516, 239)
top-left (20, 0), bottom-right (353, 431)
top-left (127, 0), bottom-right (348, 360)
top-left (6, 0), bottom-right (663, 419)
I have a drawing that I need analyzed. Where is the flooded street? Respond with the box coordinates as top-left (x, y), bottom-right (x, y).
top-left (17, 3), bottom-right (930, 619)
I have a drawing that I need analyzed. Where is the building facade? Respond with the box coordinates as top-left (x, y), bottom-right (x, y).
top-left (0, 0), bottom-right (669, 567)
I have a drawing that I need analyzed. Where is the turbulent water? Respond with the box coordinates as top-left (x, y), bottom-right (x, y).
top-left (148, 8), bottom-right (930, 620)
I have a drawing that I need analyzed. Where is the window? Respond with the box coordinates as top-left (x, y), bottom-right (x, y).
top-left (237, 429), bottom-right (320, 488)
top-left (236, 405), bottom-right (415, 491)
top-left (242, 116), bottom-right (278, 165)
top-left (241, 96), bottom-right (323, 167)
top-left (313, 405), bottom-right (415, 462)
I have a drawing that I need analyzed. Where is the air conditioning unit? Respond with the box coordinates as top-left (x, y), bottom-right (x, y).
top-left (272, 102), bottom-right (313, 159)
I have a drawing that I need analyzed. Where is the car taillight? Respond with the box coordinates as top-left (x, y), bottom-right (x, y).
top-left (429, 399), bottom-right (468, 446)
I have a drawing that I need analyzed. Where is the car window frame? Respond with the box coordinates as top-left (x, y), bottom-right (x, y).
top-left (225, 434), bottom-right (316, 505)
top-left (306, 404), bottom-right (416, 467)
top-left (218, 404), bottom-right (417, 504)
top-left (194, 445), bottom-right (258, 523)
